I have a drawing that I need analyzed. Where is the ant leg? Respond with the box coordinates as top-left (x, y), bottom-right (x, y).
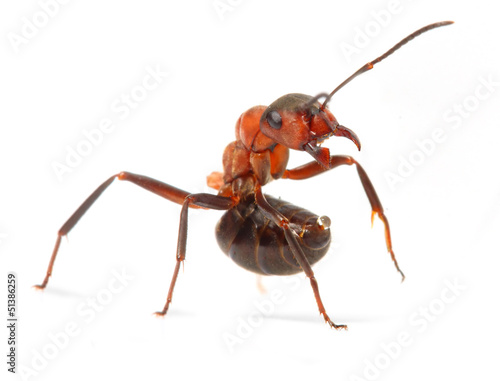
top-left (283, 155), bottom-right (405, 281)
top-left (254, 186), bottom-right (347, 330)
top-left (256, 275), bottom-right (267, 294)
top-left (35, 171), bottom-right (209, 290)
top-left (154, 193), bottom-right (236, 316)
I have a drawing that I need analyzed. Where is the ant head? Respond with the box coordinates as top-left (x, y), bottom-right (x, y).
top-left (259, 93), bottom-right (360, 168)
top-left (259, 21), bottom-right (453, 169)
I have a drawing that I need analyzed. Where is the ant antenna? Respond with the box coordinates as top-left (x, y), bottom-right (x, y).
top-left (321, 21), bottom-right (454, 110)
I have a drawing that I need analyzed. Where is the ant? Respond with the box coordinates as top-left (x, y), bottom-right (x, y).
top-left (36, 21), bottom-right (453, 330)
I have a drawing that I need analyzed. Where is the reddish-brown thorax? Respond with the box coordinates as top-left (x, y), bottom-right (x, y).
top-left (208, 105), bottom-right (289, 199)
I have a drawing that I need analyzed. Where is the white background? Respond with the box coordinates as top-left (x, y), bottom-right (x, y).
top-left (1, 0), bottom-right (499, 380)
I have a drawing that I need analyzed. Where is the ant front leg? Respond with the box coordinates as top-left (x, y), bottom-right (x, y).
top-left (254, 186), bottom-right (347, 330)
top-left (282, 155), bottom-right (405, 281)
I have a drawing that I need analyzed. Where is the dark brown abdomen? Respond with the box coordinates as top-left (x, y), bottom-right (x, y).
top-left (215, 195), bottom-right (331, 275)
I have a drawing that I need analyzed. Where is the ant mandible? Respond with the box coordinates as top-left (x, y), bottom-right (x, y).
top-left (36, 21), bottom-right (453, 330)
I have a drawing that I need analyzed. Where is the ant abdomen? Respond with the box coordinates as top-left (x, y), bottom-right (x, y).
top-left (216, 195), bottom-right (331, 276)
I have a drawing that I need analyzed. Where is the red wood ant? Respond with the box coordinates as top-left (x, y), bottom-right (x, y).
top-left (36, 21), bottom-right (453, 329)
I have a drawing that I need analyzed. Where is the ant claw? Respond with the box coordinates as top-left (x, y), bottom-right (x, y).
top-left (331, 323), bottom-right (348, 331)
top-left (322, 312), bottom-right (348, 330)
top-left (327, 320), bottom-right (348, 330)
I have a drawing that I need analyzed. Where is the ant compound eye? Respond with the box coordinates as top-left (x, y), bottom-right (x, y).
top-left (266, 110), bottom-right (282, 130)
